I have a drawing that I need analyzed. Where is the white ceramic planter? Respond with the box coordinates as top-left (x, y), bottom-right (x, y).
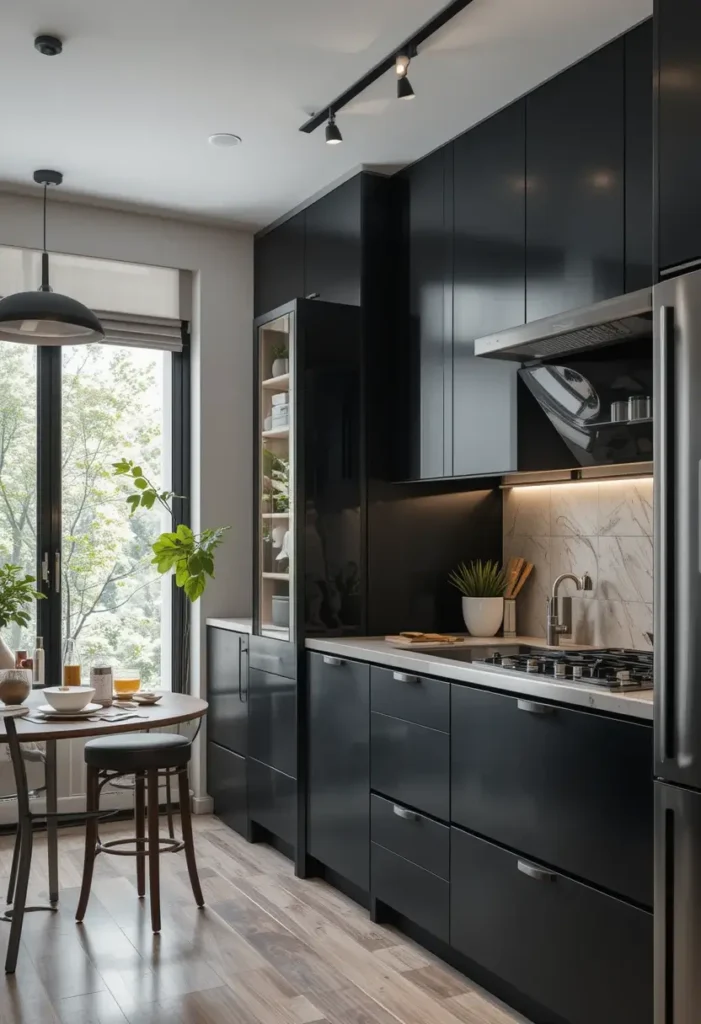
top-left (272, 357), bottom-right (289, 378)
top-left (462, 596), bottom-right (504, 637)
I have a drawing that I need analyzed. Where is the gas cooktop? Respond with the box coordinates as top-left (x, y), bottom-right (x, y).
top-left (439, 645), bottom-right (653, 691)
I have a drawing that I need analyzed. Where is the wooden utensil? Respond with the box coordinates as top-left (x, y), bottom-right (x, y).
top-left (511, 561), bottom-right (534, 598)
top-left (505, 557), bottom-right (524, 598)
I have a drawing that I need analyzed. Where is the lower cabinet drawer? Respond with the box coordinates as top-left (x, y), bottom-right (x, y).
top-left (371, 712), bottom-right (449, 820)
top-left (208, 742), bottom-right (247, 838)
top-left (248, 758), bottom-right (297, 848)
top-left (450, 827), bottom-right (653, 1024)
top-left (371, 842), bottom-right (449, 943)
top-left (371, 794), bottom-right (449, 880)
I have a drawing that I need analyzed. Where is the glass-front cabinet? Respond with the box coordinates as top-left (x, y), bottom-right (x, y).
top-left (256, 310), bottom-right (295, 640)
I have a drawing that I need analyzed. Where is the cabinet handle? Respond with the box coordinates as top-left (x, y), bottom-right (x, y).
top-left (239, 638), bottom-right (248, 703)
top-left (517, 859), bottom-right (556, 883)
top-left (393, 672), bottom-right (419, 683)
top-left (323, 656), bottom-right (345, 667)
top-left (392, 804), bottom-right (419, 821)
top-left (517, 698), bottom-right (555, 715)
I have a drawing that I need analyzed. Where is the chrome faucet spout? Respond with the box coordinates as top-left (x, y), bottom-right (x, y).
top-left (546, 572), bottom-right (593, 646)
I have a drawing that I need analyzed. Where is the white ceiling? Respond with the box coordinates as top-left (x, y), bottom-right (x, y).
top-left (1, 0), bottom-right (652, 230)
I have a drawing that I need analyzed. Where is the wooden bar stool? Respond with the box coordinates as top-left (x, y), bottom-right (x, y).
top-left (75, 733), bottom-right (204, 932)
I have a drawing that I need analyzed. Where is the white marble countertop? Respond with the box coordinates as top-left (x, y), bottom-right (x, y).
top-left (205, 620), bottom-right (653, 720)
top-left (305, 636), bottom-right (654, 722)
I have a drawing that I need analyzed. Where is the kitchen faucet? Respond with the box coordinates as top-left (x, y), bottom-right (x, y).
top-left (546, 572), bottom-right (593, 646)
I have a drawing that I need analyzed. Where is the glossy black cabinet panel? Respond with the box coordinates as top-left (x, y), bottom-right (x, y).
top-left (405, 147), bottom-right (452, 478)
top-left (248, 758), bottom-right (297, 846)
top-left (451, 827), bottom-right (652, 1024)
top-left (451, 685), bottom-right (653, 906)
top-left (370, 665), bottom-right (449, 732)
top-left (254, 212), bottom-right (305, 316)
top-left (625, 19), bottom-right (653, 291)
top-left (452, 100), bottom-right (524, 476)
top-left (300, 302), bottom-right (362, 636)
top-left (206, 627), bottom-right (247, 756)
top-left (371, 842), bottom-right (450, 943)
top-left (526, 39), bottom-right (624, 321)
top-left (208, 742), bottom-right (247, 837)
top-left (371, 712), bottom-right (449, 820)
top-left (308, 654), bottom-right (369, 889)
top-left (657, 0), bottom-right (701, 271)
top-left (248, 668), bottom-right (296, 779)
top-left (304, 177), bottom-right (362, 306)
top-left (371, 794), bottom-right (449, 880)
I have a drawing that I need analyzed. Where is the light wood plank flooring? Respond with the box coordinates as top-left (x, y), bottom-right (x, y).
top-left (0, 815), bottom-right (528, 1024)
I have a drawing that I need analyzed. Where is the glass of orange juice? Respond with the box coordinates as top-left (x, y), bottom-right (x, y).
top-left (113, 669), bottom-right (141, 699)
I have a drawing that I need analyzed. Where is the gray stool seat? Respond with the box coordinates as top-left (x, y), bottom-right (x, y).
top-left (84, 733), bottom-right (191, 772)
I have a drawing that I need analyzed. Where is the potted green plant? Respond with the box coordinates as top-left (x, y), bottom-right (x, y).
top-left (449, 559), bottom-right (507, 637)
top-left (0, 563), bottom-right (44, 670)
top-left (271, 343), bottom-right (289, 378)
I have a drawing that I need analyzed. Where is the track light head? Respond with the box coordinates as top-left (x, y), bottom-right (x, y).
top-left (395, 54), bottom-right (410, 77)
top-left (397, 76), bottom-right (415, 100)
top-left (325, 112), bottom-right (342, 145)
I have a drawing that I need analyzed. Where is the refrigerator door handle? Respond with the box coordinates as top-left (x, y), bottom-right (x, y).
top-left (657, 304), bottom-right (676, 764)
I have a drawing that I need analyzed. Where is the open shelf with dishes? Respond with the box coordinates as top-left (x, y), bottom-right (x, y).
top-left (256, 310), bottom-right (294, 640)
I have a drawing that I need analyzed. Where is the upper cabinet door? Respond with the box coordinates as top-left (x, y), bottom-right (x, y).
top-left (406, 147), bottom-right (453, 479)
top-left (254, 212), bottom-right (305, 316)
top-left (526, 39), bottom-right (625, 322)
top-left (304, 177), bottom-right (362, 306)
top-left (452, 100), bottom-right (524, 477)
top-left (625, 19), bottom-right (653, 291)
top-left (657, 0), bottom-right (701, 273)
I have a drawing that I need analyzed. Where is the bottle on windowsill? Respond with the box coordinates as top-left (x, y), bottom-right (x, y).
top-left (33, 636), bottom-right (45, 687)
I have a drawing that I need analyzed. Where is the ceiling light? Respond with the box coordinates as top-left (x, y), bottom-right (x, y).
top-left (325, 112), bottom-right (342, 145)
top-left (0, 170), bottom-right (104, 345)
top-left (209, 133), bottom-right (242, 148)
top-left (397, 76), bottom-right (415, 100)
top-left (395, 54), bottom-right (410, 77)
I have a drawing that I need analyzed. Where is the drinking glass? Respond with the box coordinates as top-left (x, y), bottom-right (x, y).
top-left (113, 669), bottom-right (141, 698)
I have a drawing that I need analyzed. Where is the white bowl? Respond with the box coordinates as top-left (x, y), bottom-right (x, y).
top-left (43, 686), bottom-right (96, 713)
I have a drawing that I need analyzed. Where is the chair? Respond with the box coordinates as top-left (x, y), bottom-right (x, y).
top-left (75, 733), bottom-right (204, 932)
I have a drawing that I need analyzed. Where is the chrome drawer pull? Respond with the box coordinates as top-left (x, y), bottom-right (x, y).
top-left (392, 804), bottom-right (419, 821)
top-left (517, 859), bottom-right (556, 883)
top-left (322, 655), bottom-right (345, 667)
top-left (517, 698), bottom-right (555, 715)
top-left (393, 672), bottom-right (419, 683)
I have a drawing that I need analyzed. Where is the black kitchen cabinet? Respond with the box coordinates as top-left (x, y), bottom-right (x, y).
top-left (247, 667), bottom-right (296, 779)
top-left (452, 99), bottom-right (524, 477)
top-left (206, 627), bottom-right (248, 756)
top-left (625, 18), bottom-right (653, 291)
top-left (526, 39), bottom-right (625, 321)
top-left (371, 711), bottom-right (450, 821)
top-left (208, 742), bottom-right (248, 837)
top-left (254, 212), bottom-right (305, 317)
top-left (451, 685), bottom-right (653, 906)
top-left (404, 146), bottom-right (453, 479)
top-left (450, 827), bottom-right (653, 1024)
top-left (371, 842), bottom-right (450, 943)
top-left (657, 0), bottom-right (701, 272)
top-left (307, 653), bottom-right (370, 889)
top-left (248, 757), bottom-right (297, 847)
top-left (304, 177), bottom-right (362, 306)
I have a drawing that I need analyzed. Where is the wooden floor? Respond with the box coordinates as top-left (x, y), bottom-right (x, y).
top-left (0, 815), bottom-right (527, 1024)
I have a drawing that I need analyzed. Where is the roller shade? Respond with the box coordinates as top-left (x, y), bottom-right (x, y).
top-left (96, 311), bottom-right (184, 352)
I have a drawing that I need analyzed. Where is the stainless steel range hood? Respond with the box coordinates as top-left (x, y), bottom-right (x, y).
top-left (474, 287), bottom-right (653, 361)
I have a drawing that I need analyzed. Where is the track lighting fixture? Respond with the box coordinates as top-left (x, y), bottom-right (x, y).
top-left (395, 53), bottom-right (415, 99)
top-left (325, 112), bottom-right (342, 145)
top-left (299, 0), bottom-right (475, 136)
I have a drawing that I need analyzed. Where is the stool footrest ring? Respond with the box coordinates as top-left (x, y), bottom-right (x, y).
top-left (97, 835), bottom-right (184, 857)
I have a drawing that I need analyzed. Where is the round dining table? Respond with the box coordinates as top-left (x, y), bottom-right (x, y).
top-left (0, 690), bottom-right (208, 973)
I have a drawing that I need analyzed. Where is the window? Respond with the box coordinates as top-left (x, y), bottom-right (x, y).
top-left (0, 253), bottom-right (187, 690)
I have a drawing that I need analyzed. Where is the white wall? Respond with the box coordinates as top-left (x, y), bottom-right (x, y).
top-left (0, 192), bottom-right (254, 809)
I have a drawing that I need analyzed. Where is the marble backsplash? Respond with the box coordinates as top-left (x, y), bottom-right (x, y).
top-left (503, 478), bottom-right (653, 649)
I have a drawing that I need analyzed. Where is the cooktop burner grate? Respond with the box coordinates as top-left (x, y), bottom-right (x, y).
top-left (476, 647), bottom-right (653, 691)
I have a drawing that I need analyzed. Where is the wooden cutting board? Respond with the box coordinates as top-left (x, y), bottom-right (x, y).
top-left (384, 635), bottom-right (468, 650)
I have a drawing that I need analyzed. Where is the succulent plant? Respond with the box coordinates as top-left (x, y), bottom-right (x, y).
top-left (448, 559), bottom-right (507, 598)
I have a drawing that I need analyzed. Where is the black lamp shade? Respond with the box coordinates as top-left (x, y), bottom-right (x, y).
top-left (325, 118), bottom-right (343, 144)
top-left (0, 289), bottom-right (104, 345)
top-left (397, 76), bottom-right (415, 100)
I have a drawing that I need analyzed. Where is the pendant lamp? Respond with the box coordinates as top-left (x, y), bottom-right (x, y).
top-left (0, 170), bottom-right (104, 344)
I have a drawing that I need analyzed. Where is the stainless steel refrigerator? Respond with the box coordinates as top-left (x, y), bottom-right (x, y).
top-left (654, 266), bottom-right (701, 1024)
